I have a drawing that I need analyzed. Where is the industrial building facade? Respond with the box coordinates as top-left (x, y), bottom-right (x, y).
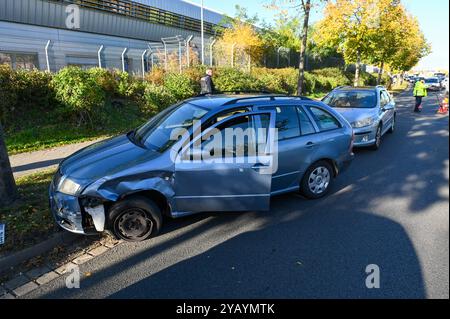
top-left (0, 0), bottom-right (224, 74)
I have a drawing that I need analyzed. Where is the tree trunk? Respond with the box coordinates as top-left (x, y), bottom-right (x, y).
top-left (0, 123), bottom-right (17, 206)
top-left (354, 52), bottom-right (361, 87)
top-left (377, 62), bottom-right (384, 85)
top-left (297, 0), bottom-right (311, 95)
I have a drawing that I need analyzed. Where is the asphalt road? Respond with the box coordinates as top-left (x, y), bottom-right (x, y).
top-left (25, 88), bottom-right (449, 299)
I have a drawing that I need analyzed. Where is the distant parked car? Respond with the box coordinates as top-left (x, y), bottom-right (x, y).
top-left (424, 77), bottom-right (442, 91)
top-left (322, 86), bottom-right (396, 150)
top-left (50, 93), bottom-right (354, 241)
top-left (443, 78), bottom-right (449, 93)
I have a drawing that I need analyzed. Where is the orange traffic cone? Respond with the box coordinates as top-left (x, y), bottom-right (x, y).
top-left (438, 97), bottom-right (448, 114)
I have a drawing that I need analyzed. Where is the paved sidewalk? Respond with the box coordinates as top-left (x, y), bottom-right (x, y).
top-left (10, 138), bottom-right (107, 179)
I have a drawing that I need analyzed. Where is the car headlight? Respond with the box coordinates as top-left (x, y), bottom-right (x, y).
top-left (58, 177), bottom-right (82, 196)
top-left (352, 117), bottom-right (374, 128)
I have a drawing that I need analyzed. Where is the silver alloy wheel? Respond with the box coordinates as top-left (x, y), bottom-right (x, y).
top-left (308, 166), bottom-right (331, 194)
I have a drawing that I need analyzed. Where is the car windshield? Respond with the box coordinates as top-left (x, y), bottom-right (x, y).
top-left (425, 78), bottom-right (439, 83)
top-left (323, 91), bottom-right (377, 109)
top-left (133, 102), bottom-right (209, 152)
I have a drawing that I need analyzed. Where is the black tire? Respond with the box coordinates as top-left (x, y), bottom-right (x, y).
top-left (371, 124), bottom-right (382, 150)
top-left (300, 160), bottom-right (334, 199)
top-left (108, 196), bottom-right (162, 242)
top-left (387, 114), bottom-right (396, 134)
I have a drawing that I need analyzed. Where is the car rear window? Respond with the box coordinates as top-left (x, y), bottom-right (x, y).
top-left (323, 90), bottom-right (377, 108)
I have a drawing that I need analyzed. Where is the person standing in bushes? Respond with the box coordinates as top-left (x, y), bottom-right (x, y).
top-left (200, 69), bottom-right (215, 95)
top-left (413, 79), bottom-right (427, 113)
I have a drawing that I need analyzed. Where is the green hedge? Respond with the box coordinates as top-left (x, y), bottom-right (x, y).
top-left (0, 65), bottom-right (55, 129)
top-left (0, 65), bottom-right (383, 132)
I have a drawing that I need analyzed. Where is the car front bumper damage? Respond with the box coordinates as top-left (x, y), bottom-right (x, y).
top-left (49, 183), bottom-right (105, 235)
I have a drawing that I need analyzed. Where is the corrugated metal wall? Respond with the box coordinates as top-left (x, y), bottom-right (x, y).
top-left (0, 0), bottom-right (222, 42)
top-left (0, 20), bottom-right (154, 73)
top-left (0, 0), bottom-right (222, 72)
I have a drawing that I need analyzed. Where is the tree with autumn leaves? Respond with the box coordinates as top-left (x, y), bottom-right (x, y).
top-left (314, 0), bottom-right (430, 86)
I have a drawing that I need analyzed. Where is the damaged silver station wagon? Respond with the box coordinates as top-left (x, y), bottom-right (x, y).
top-left (50, 94), bottom-right (354, 241)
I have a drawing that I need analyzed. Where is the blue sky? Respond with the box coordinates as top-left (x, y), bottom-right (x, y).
top-left (187, 0), bottom-right (449, 71)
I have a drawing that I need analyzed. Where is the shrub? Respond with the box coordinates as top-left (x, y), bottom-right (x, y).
top-left (183, 65), bottom-right (206, 92)
top-left (52, 67), bottom-right (106, 126)
top-left (145, 67), bottom-right (165, 85)
top-left (312, 67), bottom-right (350, 89)
top-left (251, 68), bottom-right (286, 93)
top-left (214, 67), bottom-right (262, 92)
top-left (268, 68), bottom-right (299, 94)
top-left (0, 65), bottom-right (19, 125)
top-left (115, 71), bottom-right (146, 100)
top-left (0, 66), bottom-right (55, 129)
top-left (304, 72), bottom-right (318, 94)
top-left (142, 83), bottom-right (176, 116)
top-left (87, 68), bottom-right (117, 97)
top-left (164, 72), bottom-right (197, 100)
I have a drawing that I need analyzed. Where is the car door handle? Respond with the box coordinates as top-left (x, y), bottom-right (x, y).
top-left (306, 142), bottom-right (316, 149)
top-left (251, 163), bottom-right (269, 170)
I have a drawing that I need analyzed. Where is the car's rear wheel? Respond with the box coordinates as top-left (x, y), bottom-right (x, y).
top-left (300, 161), bottom-right (334, 199)
top-left (371, 125), bottom-right (382, 150)
top-left (108, 196), bottom-right (162, 242)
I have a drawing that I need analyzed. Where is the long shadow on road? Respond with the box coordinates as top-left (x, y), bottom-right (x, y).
top-left (107, 209), bottom-right (425, 298)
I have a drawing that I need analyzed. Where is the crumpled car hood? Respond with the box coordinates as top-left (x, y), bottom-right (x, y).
top-left (59, 134), bottom-right (160, 181)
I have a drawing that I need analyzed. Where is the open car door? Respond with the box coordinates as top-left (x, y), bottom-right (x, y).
top-left (173, 110), bottom-right (276, 213)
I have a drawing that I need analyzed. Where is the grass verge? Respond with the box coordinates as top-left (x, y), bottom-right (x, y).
top-left (389, 81), bottom-right (409, 95)
top-left (0, 169), bottom-right (58, 256)
top-left (5, 102), bottom-right (147, 155)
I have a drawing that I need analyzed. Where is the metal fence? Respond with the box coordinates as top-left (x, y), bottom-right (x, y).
top-left (0, 30), bottom-right (345, 76)
top-left (144, 35), bottom-right (345, 73)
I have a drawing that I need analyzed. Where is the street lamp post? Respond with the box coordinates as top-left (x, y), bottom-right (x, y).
top-left (201, 0), bottom-right (205, 65)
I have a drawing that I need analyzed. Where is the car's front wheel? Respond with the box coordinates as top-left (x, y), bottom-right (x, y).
top-left (371, 124), bottom-right (382, 150)
top-left (108, 196), bottom-right (162, 242)
top-left (388, 115), bottom-right (396, 134)
top-left (300, 161), bottom-right (334, 199)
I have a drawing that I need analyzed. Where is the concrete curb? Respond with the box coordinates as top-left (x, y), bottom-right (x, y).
top-left (0, 232), bottom-right (80, 273)
top-left (0, 238), bottom-right (122, 299)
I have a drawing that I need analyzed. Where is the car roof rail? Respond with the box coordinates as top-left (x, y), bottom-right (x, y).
top-left (196, 90), bottom-right (276, 97)
top-left (222, 94), bottom-right (311, 106)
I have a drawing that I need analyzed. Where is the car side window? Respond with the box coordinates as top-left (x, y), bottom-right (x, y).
top-left (201, 113), bottom-right (270, 158)
top-left (259, 106), bottom-right (300, 141)
top-left (202, 107), bottom-right (252, 131)
top-left (382, 91), bottom-right (391, 104)
top-left (296, 106), bottom-right (316, 135)
top-left (380, 91), bottom-right (389, 107)
top-left (307, 106), bottom-right (341, 132)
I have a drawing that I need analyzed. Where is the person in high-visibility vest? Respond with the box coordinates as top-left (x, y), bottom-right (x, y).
top-left (413, 80), bottom-right (427, 113)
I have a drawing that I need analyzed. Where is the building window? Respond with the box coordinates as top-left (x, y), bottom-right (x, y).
top-left (0, 52), bottom-right (39, 70)
top-left (124, 57), bottom-right (133, 73)
top-left (66, 55), bottom-right (98, 70)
